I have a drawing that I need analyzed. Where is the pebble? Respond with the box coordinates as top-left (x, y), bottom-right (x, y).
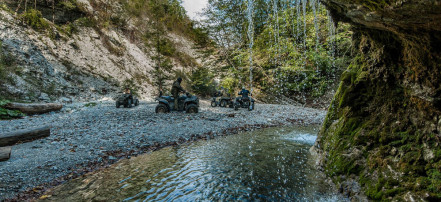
top-left (0, 100), bottom-right (326, 200)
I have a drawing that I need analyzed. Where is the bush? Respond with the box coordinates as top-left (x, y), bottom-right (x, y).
top-left (0, 100), bottom-right (25, 120)
top-left (58, 0), bottom-right (78, 11)
top-left (221, 77), bottom-right (239, 95)
top-left (190, 66), bottom-right (215, 96)
top-left (21, 9), bottom-right (50, 31)
top-left (158, 38), bottom-right (176, 57)
top-left (75, 17), bottom-right (95, 27)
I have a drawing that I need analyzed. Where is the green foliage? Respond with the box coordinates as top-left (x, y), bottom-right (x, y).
top-left (192, 26), bottom-right (212, 47)
top-left (56, 22), bottom-right (79, 37)
top-left (58, 0), bottom-right (78, 11)
top-left (0, 107), bottom-right (25, 120)
top-left (190, 66), bottom-right (216, 96)
top-left (0, 99), bottom-right (10, 106)
top-left (204, 1), bottom-right (352, 100)
top-left (318, 31), bottom-right (441, 200)
top-left (0, 99), bottom-right (24, 120)
top-left (158, 38), bottom-right (176, 56)
top-left (150, 55), bottom-right (173, 92)
top-left (84, 102), bottom-right (97, 107)
top-left (119, 0), bottom-right (211, 44)
top-left (21, 9), bottom-right (50, 31)
top-left (221, 77), bottom-right (239, 95)
top-left (75, 17), bottom-right (95, 27)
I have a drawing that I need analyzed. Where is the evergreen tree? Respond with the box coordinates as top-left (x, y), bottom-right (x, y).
top-left (149, 21), bottom-right (173, 95)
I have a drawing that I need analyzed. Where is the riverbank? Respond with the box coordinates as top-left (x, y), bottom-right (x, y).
top-left (0, 101), bottom-right (326, 200)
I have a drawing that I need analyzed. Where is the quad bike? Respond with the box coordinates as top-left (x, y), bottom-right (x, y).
top-left (211, 97), bottom-right (220, 107)
top-left (211, 91), bottom-right (234, 108)
top-left (155, 92), bottom-right (199, 113)
top-left (116, 94), bottom-right (139, 108)
top-left (219, 97), bottom-right (234, 108)
top-left (234, 96), bottom-right (255, 111)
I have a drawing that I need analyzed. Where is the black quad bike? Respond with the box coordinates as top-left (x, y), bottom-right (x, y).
top-left (219, 97), bottom-right (234, 108)
top-left (211, 97), bottom-right (233, 107)
top-left (155, 92), bottom-right (199, 113)
top-left (116, 94), bottom-right (139, 108)
top-left (211, 93), bottom-right (234, 108)
top-left (234, 97), bottom-right (255, 111)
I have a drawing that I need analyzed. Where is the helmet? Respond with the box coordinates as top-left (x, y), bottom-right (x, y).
top-left (177, 77), bottom-right (182, 82)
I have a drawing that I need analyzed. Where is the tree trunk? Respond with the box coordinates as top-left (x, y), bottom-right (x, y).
top-left (4, 103), bottom-right (63, 115)
top-left (15, 0), bottom-right (24, 15)
top-left (0, 126), bottom-right (51, 147)
top-left (25, 0), bottom-right (28, 12)
top-left (0, 147), bottom-right (11, 162)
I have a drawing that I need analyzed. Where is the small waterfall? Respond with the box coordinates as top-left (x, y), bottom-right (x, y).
top-left (247, 0), bottom-right (254, 91)
top-left (311, 0), bottom-right (319, 52)
top-left (266, 1), bottom-right (274, 65)
top-left (239, 0), bottom-right (341, 101)
top-left (327, 10), bottom-right (336, 69)
top-left (273, 0), bottom-right (280, 65)
top-left (302, 0), bottom-right (307, 68)
top-left (291, 1), bottom-right (297, 47)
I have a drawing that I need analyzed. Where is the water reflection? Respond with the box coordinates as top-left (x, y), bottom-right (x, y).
top-left (41, 126), bottom-right (346, 201)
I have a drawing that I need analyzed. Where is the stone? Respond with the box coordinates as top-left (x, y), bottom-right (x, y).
top-left (38, 93), bottom-right (50, 101)
top-left (59, 97), bottom-right (72, 103)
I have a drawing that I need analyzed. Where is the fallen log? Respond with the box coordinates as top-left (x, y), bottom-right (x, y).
top-left (4, 102), bottom-right (63, 115)
top-left (0, 126), bottom-right (50, 147)
top-left (0, 147), bottom-right (11, 162)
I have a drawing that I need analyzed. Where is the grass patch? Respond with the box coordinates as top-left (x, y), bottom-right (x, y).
top-left (84, 102), bottom-right (97, 107)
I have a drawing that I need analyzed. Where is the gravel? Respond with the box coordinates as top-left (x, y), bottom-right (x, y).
top-left (0, 100), bottom-right (326, 200)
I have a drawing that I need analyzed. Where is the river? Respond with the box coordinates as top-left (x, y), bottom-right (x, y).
top-left (40, 126), bottom-right (346, 201)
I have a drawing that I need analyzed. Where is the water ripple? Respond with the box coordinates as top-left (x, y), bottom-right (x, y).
top-left (40, 126), bottom-right (348, 202)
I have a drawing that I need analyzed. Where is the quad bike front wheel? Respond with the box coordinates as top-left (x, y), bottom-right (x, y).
top-left (220, 100), bottom-right (227, 107)
top-left (155, 104), bottom-right (169, 113)
top-left (211, 101), bottom-right (217, 107)
top-left (186, 104), bottom-right (198, 113)
top-left (135, 99), bottom-right (139, 106)
top-left (116, 101), bottom-right (120, 108)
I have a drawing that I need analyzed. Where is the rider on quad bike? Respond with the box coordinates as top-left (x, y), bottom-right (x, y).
top-left (116, 88), bottom-right (139, 108)
top-left (155, 78), bottom-right (200, 113)
top-left (234, 87), bottom-right (255, 111)
top-left (171, 77), bottom-right (186, 110)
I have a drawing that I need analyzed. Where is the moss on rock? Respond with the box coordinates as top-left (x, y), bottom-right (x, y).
top-left (315, 0), bottom-right (441, 200)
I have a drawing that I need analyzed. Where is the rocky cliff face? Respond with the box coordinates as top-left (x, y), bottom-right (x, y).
top-left (313, 0), bottom-right (441, 200)
top-left (0, 0), bottom-right (209, 103)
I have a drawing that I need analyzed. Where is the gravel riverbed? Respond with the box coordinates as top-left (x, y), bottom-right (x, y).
top-left (0, 100), bottom-right (326, 200)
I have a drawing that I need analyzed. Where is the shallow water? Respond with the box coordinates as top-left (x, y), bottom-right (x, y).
top-left (41, 126), bottom-right (346, 201)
